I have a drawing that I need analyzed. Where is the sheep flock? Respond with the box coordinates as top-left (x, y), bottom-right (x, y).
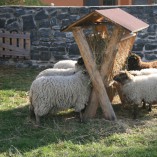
top-left (113, 53), bottom-right (157, 118)
top-left (29, 57), bottom-right (91, 125)
top-left (29, 52), bottom-right (157, 124)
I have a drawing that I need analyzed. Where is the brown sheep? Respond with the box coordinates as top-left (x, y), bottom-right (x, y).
top-left (127, 53), bottom-right (157, 70)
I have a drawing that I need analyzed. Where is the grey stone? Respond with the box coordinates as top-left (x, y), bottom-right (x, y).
top-left (69, 44), bottom-right (80, 55)
top-left (153, 51), bottom-right (157, 54)
top-left (50, 17), bottom-right (57, 26)
top-left (0, 8), bottom-right (14, 13)
top-left (53, 50), bottom-right (66, 56)
top-left (32, 41), bottom-right (40, 46)
top-left (49, 10), bottom-right (57, 16)
top-left (40, 51), bottom-right (51, 61)
top-left (6, 22), bottom-right (21, 32)
top-left (66, 32), bottom-right (73, 38)
top-left (40, 37), bottom-right (52, 42)
top-left (62, 19), bottom-right (70, 27)
top-left (40, 46), bottom-right (49, 51)
top-left (24, 60), bottom-right (33, 66)
top-left (138, 33), bottom-right (148, 38)
top-left (39, 41), bottom-right (51, 47)
top-left (148, 36), bottom-right (156, 40)
top-left (31, 51), bottom-right (40, 60)
top-left (70, 15), bottom-right (80, 22)
top-left (6, 18), bottom-right (17, 25)
top-left (0, 19), bottom-right (5, 28)
top-left (57, 12), bottom-right (69, 20)
top-left (0, 13), bottom-right (11, 18)
top-left (145, 44), bottom-right (157, 50)
top-left (54, 31), bottom-right (66, 37)
top-left (35, 10), bottom-right (49, 20)
top-left (53, 55), bottom-right (69, 60)
top-left (132, 45), bottom-right (144, 51)
top-left (38, 28), bottom-right (52, 38)
top-left (52, 41), bottom-right (66, 47)
top-left (16, 63), bottom-right (29, 68)
top-left (39, 20), bottom-right (50, 28)
top-left (52, 26), bottom-right (61, 30)
top-left (145, 54), bottom-right (157, 60)
top-left (69, 8), bottom-right (79, 14)
top-left (22, 15), bottom-right (36, 31)
top-left (30, 30), bottom-right (38, 41)
top-left (14, 9), bottom-right (25, 17)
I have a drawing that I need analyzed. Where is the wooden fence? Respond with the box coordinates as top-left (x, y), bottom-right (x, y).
top-left (0, 31), bottom-right (30, 59)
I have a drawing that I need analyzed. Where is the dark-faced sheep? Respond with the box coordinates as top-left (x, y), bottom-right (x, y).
top-left (36, 58), bottom-right (85, 79)
top-left (113, 71), bottom-right (157, 118)
top-left (127, 53), bottom-right (157, 70)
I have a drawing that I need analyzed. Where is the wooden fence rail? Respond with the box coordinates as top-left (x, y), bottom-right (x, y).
top-left (0, 31), bottom-right (30, 59)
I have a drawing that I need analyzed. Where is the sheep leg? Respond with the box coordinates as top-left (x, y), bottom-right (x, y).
top-left (79, 111), bottom-right (83, 123)
top-left (35, 114), bottom-right (40, 126)
top-left (29, 105), bottom-right (35, 120)
top-left (132, 104), bottom-right (138, 119)
top-left (142, 101), bottom-right (146, 109)
top-left (148, 104), bottom-right (152, 112)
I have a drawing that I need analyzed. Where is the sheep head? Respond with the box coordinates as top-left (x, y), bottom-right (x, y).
top-left (127, 53), bottom-right (141, 70)
top-left (113, 70), bottom-right (134, 85)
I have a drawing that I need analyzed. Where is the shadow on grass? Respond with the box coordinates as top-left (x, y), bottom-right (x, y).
top-left (0, 103), bottom-right (156, 155)
top-left (0, 65), bottom-right (41, 91)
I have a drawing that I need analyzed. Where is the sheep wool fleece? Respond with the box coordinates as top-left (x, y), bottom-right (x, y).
top-left (29, 71), bottom-right (91, 117)
top-left (122, 74), bottom-right (157, 105)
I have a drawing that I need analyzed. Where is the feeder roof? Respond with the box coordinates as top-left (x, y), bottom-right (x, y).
top-left (62, 8), bottom-right (149, 33)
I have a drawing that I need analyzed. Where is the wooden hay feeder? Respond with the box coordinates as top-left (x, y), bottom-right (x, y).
top-left (62, 8), bottom-right (149, 121)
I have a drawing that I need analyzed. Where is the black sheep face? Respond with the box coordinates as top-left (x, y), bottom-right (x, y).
top-left (113, 71), bottom-right (133, 85)
top-left (77, 57), bottom-right (84, 66)
top-left (127, 55), bottom-right (140, 70)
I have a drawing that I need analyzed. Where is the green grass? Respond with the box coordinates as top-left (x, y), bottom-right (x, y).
top-left (0, 0), bottom-right (46, 6)
top-left (0, 65), bottom-right (157, 156)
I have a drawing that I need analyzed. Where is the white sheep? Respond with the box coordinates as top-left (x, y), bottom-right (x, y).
top-left (129, 68), bottom-right (157, 76)
top-left (113, 71), bottom-right (157, 118)
top-left (36, 62), bottom-right (84, 79)
top-left (53, 60), bottom-right (77, 69)
top-left (29, 70), bottom-right (91, 125)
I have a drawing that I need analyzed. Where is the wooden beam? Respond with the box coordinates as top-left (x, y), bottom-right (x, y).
top-left (83, 26), bottom-right (124, 120)
top-left (72, 27), bottom-right (116, 121)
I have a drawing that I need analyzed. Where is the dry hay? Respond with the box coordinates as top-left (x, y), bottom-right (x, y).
top-left (85, 24), bottom-right (133, 80)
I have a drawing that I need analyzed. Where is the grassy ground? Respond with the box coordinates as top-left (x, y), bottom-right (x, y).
top-left (0, 0), bottom-right (46, 6)
top-left (0, 65), bottom-right (157, 157)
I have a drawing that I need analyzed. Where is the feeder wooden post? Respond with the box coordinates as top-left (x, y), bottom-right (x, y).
top-left (83, 26), bottom-right (124, 119)
top-left (73, 27), bottom-right (116, 120)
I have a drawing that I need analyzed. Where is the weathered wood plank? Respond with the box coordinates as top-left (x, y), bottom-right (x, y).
top-left (0, 32), bottom-right (30, 39)
top-left (73, 27), bottom-right (116, 121)
top-left (19, 32), bottom-right (24, 49)
top-left (0, 30), bottom-right (3, 53)
top-left (83, 26), bottom-right (124, 120)
top-left (0, 31), bottom-right (30, 59)
top-left (25, 39), bottom-right (30, 51)
top-left (0, 43), bottom-right (30, 53)
top-left (4, 31), bottom-right (10, 54)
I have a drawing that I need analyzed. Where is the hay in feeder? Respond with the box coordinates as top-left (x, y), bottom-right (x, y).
top-left (86, 25), bottom-right (110, 70)
top-left (85, 24), bottom-right (135, 84)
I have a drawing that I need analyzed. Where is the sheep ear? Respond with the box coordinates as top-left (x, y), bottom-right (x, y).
top-left (125, 70), bottom-right (134, 79)
top-left (82, 70), bottom-right (87, 74)
top-left (125, 70), bottom-right (131, 77)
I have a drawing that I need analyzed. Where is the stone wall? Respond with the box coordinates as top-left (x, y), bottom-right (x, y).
top-left (0, 5), bottom-right (157, 67)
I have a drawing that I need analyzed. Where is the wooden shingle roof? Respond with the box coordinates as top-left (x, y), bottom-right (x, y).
top-left (62, 8), bottom-right (149, 33)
